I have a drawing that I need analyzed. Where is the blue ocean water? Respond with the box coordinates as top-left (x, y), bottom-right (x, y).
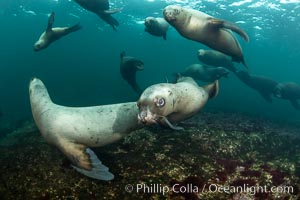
top-left (0, 0), bottom-right (300, 124)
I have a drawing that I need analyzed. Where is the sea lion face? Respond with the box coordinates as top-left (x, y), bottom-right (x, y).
top-left (144, 17), bottom-right (157, 28)
top-left (163, 5), bottom-right (182, 23)
top-left (137, 84), bottom-right (175, 125)
top-left (197, 49), bottom-right (206, 58)
top-left (33, 39), bottom-right (46, 51)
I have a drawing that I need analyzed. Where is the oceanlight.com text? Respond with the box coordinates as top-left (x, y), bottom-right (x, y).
top-left (125, 183), bottom-right (294, 196)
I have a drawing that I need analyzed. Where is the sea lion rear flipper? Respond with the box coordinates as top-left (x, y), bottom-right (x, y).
top-left (208, 18), bottom-right (249, 42)
top-left (258, 91), bottom-right (273, 103)
top-left (290, 100), bottom-right (300, 110)
top-left (203, 80), bottom-right (219, 99)
top-left (65, 23), bottom-right (82, 34)
top-left (59, 142), bottom-right (114, 180)
top-left (46, 11), bottom-right (55, 32)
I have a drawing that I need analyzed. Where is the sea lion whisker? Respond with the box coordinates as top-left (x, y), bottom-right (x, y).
top-left (159, 115), bottom-right (184, 131)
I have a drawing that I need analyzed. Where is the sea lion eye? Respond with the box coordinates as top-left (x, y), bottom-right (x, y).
top-left (156, 98), bottom-right (165, 107)
top-left (174, 9), bottom-right (179, 15)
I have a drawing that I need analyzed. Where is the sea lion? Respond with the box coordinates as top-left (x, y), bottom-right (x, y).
top-left (34, 12), bottom-right (81, 51)
top-left (29, 78), bottom-right (142, 180)
top-left (137, 76), bottom-right (219, 130)
top-left (163, 5), bottom-right (249, 67)
top-left (197, 49), bottom-right (237, 72)
top-left (179, 64), bottom-right (229, 83)
top-left (120, 51), bottom-right (144, 95)
top-left (234, 70), bottom-right (278, 103)
top-left (73, 0), bottom-right (122, 31)
top-left (144, 17), bottom-right (169, 40)
top-left (274, 82), bottom-right (300, 110)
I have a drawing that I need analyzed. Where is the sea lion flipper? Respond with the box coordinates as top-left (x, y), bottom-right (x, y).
top-left (290, 100), bottom-right (300, 110)
top-left (163, 33), bottom-right (167, 40)
top-left (258, 91), bottom-right (273, 103)
top-left (46, 11), bottom-right (55, 32)
top-left (97, 13), bottom-right (119, 31)
top-left (59, 142), bottom-right (114, 180)
top-left (120, 51), bottom-right (126, 59)
top-left (203, 80), bottom-right (219, 99)
top-left (103, 8), bottom-right (123, 15)
top-left (208, 18), bottom-right (249, 42)
top-left (65, 23), bottom-right (82, 34)
top-left (72, 148), bottom-right (114, 181)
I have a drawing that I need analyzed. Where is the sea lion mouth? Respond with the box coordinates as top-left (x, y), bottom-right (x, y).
top-left (198, 50), bottom-right (205, 56)
top-left (138, 112), bottom-right (184, 131)
top-left (138, 112), bottom-right (158, 125)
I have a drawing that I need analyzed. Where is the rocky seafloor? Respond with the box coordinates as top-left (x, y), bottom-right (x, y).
top-left (0, 111), bottom-right (299, 200)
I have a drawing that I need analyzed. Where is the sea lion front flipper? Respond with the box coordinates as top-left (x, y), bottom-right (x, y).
top-left (103, 8), bottom-right (123, 15)
top-left (97, 13), bottom-right (119, 31)
top-left (290, 100), bottom-right (300, 110)
top-left (203, 80), bottom-right (219, 99)
top-left (208, 18), bottom-right (249, 42)
top-left (258, 91), bottom-right (273, 103)
top-left (163, 33), bottom-right (167, 40)
top-left (120, 51), bottom-right (126, 59)
top-left (58, 142), bottom-right (114, 180)
top-left (46, 11), bottom-right (55, 32)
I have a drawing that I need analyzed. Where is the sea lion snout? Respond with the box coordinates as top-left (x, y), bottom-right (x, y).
top-left (33, 44), bottom-right (41, 51)
top-left (163, 5), bottom-right (179, 22)
top-left (137, 100), bottom-right (159, 125)
top-left (144, 17), bottom-right (154, 26)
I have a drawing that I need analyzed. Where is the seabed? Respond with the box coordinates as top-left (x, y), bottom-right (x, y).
top-left (0, 111), bottom-right (299, 200)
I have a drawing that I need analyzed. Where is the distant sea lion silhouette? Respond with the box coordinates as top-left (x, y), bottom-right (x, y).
top-left (163, 5), bottom-right (249, 67)
top-left (73, 0), bottom-right (122, 31)
top-left (34, 12), bottom-right (81, 51)
top-left (29, 78), bottom-right (142, 180)
top-left (137, 77), bottom-right (219, 130)
top-left (144, 17), bottom-right (169, 40)
top-left (274, 82), bottom-right (300, 110)
top-left (234, 70), bottom-right (278, 103)
top-left (197, 49), bottom-right (237, 72)
top-left (179, 64), bottom-right (229, 83)
top-left (120, 51), bottom-right (144, 95)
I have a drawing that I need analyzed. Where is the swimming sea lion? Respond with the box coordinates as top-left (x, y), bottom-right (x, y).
top-left (179, 64), bottom-right (229, 83)
top-left (274, 82), bottom-right (300, 110)
top-left (73, 0), bottom-right (122, 31)
top-left (144, 17), bottom-right (169, 40)
top-left (234, 70), bottom-right (278, 103)
top-left (29, 78), bottom-right (142, 180)
top-left (34, 12), bottom-right (81, 51)
top-left (137, 76), bottom-right (219, 130)
top-left (197, 49), bottom-right (237, 72)
top-left (163, 5), bottom-right (249, 67)
top-left (120, 51), bottom-right (144, 95)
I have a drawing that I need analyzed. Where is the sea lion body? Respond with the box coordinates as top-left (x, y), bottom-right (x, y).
top-left (34, 12), bottom-right (81, 51)
top-left (120, 51), bottom-right (144, 95)
top-left (29, 78), bottom-right (141, 180)
top-left (144, 17), bottom-right (169, 40)
top-left (181, 64), bottom-right (229, 83)
top-left (137, 77), bottom-right (219, 129)
top-left (197, 49), bottom-right (237, 72)
top-left (73, 0), bottom-right (121, 30)
top-left (163, 5), bottom-right (249, 67)
top-left (235, 70), bottom-right (278, 103)
top-left (274, 82), bottom-right (300, 110)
